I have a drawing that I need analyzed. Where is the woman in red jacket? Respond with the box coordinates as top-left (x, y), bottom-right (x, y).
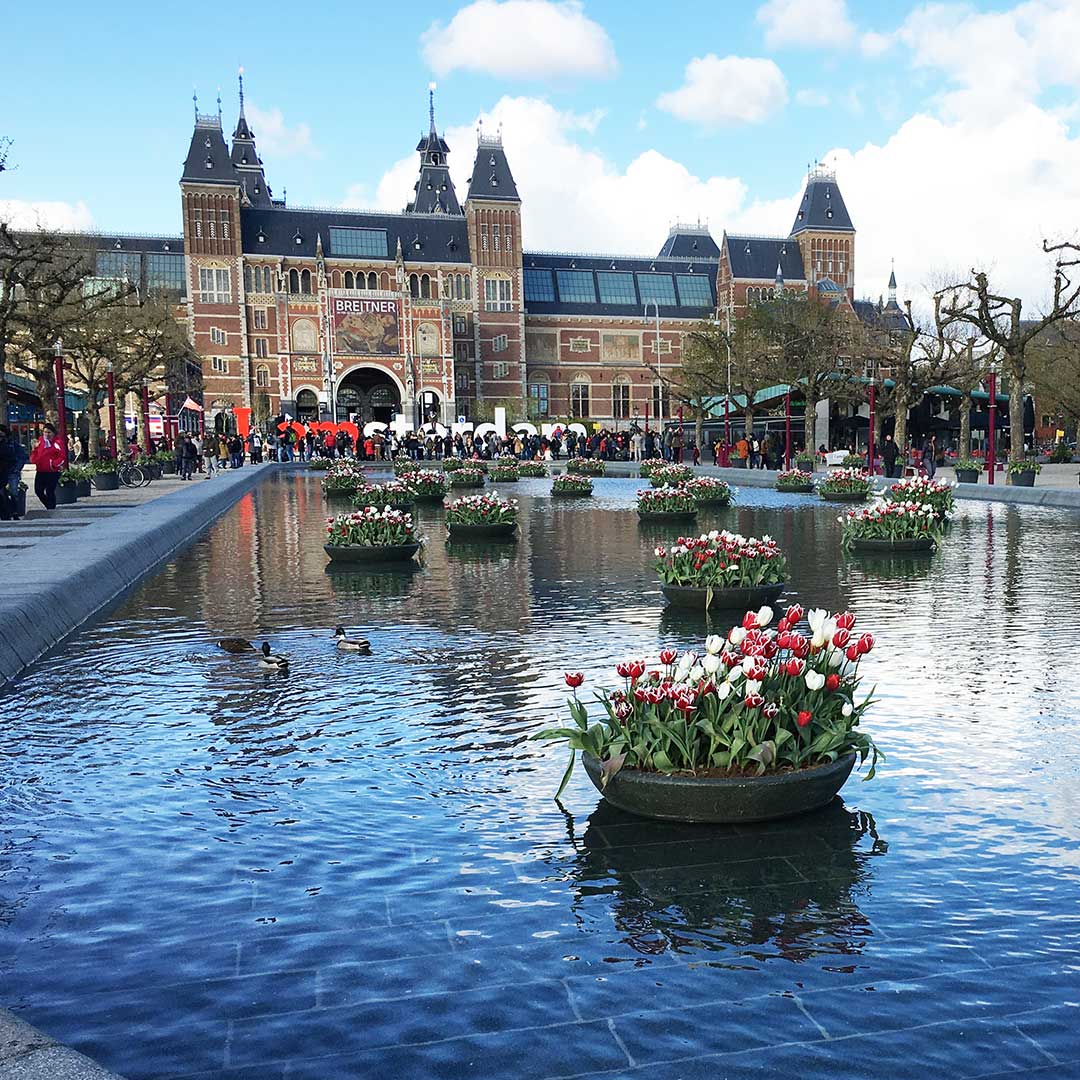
top-left (30, 423), bottom-right (66, 510)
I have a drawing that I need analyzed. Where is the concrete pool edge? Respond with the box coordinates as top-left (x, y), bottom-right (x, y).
top-left (0, 465), bottom-right (278, 690)
top-left (0, 1008), bottom-right (124, 1079)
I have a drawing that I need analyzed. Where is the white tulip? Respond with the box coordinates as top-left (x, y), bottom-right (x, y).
top-left (805, 671), bottom-right (826, 691)
top-left (827, 647), bottom-right (844, 668)
top-left (756, 605), bottom-right (774, 628)
top-left (746, 679), bottom-right (762, 696)
top-left (717, 681), bottom-right (733, 700)
top-left (728, 667), bottom-right (744, 684)
top-left (741, 656), bottom-right (756, 673)
top-left (841, 702), bottom-right (853, 717)
top-left (703, 654), bottom-right (721, 675)
top-left (705, 634), bottom-right (724, 655)
top-left (729, 627), bottom-right (747, 646)
top-left (688, 665), bottom-right (704, 683)
top-left (708, 530), bottom-right (720, 540)
top-left (807, 609), bottom-right (828, 636)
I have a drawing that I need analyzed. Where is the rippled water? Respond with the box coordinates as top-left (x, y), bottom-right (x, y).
top-left (3, 472), bottom-right (1080, 1079)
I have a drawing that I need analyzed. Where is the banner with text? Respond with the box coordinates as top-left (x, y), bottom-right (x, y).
top-left (331, 296), bottom-right (400, 356)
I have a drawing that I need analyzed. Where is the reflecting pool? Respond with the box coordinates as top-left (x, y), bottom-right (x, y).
top-left (2, 472), bottom-right (1080, 1079)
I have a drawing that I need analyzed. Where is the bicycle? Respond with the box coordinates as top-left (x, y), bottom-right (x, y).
top-left (117, 461), bottom-right (150, 487)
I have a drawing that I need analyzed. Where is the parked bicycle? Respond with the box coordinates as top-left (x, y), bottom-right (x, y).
top-left (117, 461), bottom-right (150, 487)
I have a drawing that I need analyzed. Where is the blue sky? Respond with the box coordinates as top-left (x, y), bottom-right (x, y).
top-left (4, 0), bottom-right (1078, 305)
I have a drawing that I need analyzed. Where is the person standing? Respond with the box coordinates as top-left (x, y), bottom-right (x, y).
top-left (922, 435), bottom-right (937, 478)
top-left (178, 435), bottom-right (197, 480)
top-left (882, 434), bottom-right (899, 479)
top-left (30, 424), bottom-right (65, 510)
top-left (204, 434), bottom-right (218, 477)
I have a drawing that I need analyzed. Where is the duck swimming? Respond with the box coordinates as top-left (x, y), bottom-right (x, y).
top-left (258, 642), bottom-right (290, 671)
top-left (216, 638), bottom-right (255, 653)
top-left (334, 627), bottom-right (371, 653)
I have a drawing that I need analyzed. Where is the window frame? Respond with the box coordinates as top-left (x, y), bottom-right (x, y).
top-left (328, 226), bottom-right (389, 258)
top-left (555, 269), bottom-right (597, 305)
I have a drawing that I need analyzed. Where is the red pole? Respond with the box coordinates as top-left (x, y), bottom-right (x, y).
top-left (724, 396), bottom-right (731, 451)
top-left (53, 348), bottom-right (69, 467)
top-left (784, 391), bottom-right (791, 470)
top-left (987, 372), bottom-right (996, 485)
top-left (199, 404), bottom-right (205, 438)
top-left (106, 364), bottom-right (117, 459)
top-left (142, 382), bottom-right (152, 455)
top-left (678, 405), bottom-right (684, 464)
top-left (165, 392), bottom-right (174, 445)
top-left (868, 384), bottom-right (876, 476)
top-left (644, 400), bottom-right (649, 434)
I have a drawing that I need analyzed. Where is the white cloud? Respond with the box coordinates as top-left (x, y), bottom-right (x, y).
top-left (245, 104), bottom-right (315, 158)
top-left (0, 199), bottom-right (94, 230)
top-left (756, 0), bottom-right (855, 48)
top-left (657, 55), bottom-right (787, 128)
top-left (795, 88), bottom-right (830, 108)
top-left (421, 0), bottom-right (616, 80)
top-left (859, 30), bottom-right (891, 57)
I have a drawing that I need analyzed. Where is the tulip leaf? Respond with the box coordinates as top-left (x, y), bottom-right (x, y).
top-left (554, 749), bottom-right (576, 802)
top-left (599, 753), bottom-right (626, 789)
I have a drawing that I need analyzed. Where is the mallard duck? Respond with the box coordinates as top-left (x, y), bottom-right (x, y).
top-left (334, 627), bottom-right (371, 653)
top-left (217, 638), bottom-right (255, 653)
top-left (258, 642), bottom-right (290, 671)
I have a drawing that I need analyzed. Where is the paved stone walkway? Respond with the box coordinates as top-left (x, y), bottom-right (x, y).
top-left (0, 1008), bottom-right (122, 1079)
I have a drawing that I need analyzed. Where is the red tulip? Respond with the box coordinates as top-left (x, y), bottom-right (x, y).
top-left (825, 673), bottom-right (841, 692)
top-left (763, 640), bottom-right (778, 659)
top-left (785, 657), bottom-right (805, 677)
top-left (615, 662), bottom-right (632, 678)
top-left (797, 710), bottom-right (813, 728)
top-left (564, 672), bottom-right (584, 688)
top-left (741, 611), bottom-right (759, 630)
top-left (744, 693), bottom-right (764, 709)
top-left (832, 627), bottom-right (851, 648)
top-left (629, 660), bottom-right (647, 679)
top-left (633, 687), bottom-right (649, 703)
top-left (857, 633), bottom-right (875, 655)
top-left (791, 634), bottom-right (810, 659)
top-left (659, 648), bottom-right (678, 666)
top-left (785, 604), bottom-right (804, 625)
top-left (763, 702), bottom-right (780, 719)
top-left (777, 631), bottom-right (792, 650)
top-left (777, 617), bottom-right (790, 633)
top-left (846, 645), bottom-right (860, 662)
top-left (836, 612), bottom-right (856, 630)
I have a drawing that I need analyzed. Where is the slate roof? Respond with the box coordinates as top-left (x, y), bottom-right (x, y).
top-left (239, 206), bottom-right (471, 263)
top-left (853, 299), bottom-right (912, 333)
top-left (723, 234), bottom-right (805, 281)
top-left (407, 164), bottom-right (462, 215)
top-left (181, 117), bottom-right (235, 185)
top-left (521, 251), bottom-right (717, 318)
top-left (790, 174), bottom-right (855, 235)
top-left (79, 233), bottom-right (184, 253)
top-left (466, 140), bottom-right (520, 202)
top-left (657, 227), bottom-right (720, 260)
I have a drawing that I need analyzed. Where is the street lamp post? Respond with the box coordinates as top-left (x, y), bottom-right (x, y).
top-left (868, 383), bottom-right (877, 476)
top-left (53, 341), bottom-right (69, 466)
top-left (784, 391), bottom-right (792, 471)
top-left (987, 367), bottom-right (997, 486)
top-left (724, 301), bottom-right (733, 453)
top-left (106, 361), bottom-right (117, 459)
top-left (141, 380), bottom-right (152, 455)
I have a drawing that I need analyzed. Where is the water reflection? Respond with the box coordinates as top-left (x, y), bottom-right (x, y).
top-left (323, 563), bottom-right (421, 600)
top-left (569, 799), bottom-right (885, 965)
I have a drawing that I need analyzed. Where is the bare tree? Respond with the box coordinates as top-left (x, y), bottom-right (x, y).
top-left (1028, 320), bottom-right (1080, 435)
top-left (938, 241), bottom-right (1080, 461)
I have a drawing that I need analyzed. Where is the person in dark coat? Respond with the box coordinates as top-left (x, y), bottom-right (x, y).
top-left (882, 434), bottom-right (900, 478)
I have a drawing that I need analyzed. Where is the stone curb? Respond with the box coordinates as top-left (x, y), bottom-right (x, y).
top-left (0, 1008), bottom-right (123, 1079)
top-left (0, 465), bottom-right (277, 690)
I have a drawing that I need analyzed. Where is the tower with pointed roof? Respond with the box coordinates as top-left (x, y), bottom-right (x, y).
top-left (790, 163), bottom-right (855, 302)
top-left (230, 70), bottom-right (274, 209)
top-left (406, 85), bottom-right (461, 215)
top-left (464, 126), bottom-right (523, 406)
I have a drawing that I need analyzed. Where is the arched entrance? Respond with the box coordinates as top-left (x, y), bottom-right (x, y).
top-left (295, 389), bottom-right (319, 422)
top-left (335, 367), bottom-right (402, 424)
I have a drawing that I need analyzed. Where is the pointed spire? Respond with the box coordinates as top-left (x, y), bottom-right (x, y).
top-left (238, 67), bottom-right (246, 120)
top-left (428, 81), bottom-right (437, 135)
top-left (193, 88), bottom-right (199, 122)
top-left (216, 89), bottom-right (222, 121)
top-left (888, 258), bottom-right (897, 303)
top-left (774, 260), bottom-right (784, 296)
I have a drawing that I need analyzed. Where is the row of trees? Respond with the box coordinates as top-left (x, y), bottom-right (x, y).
top-left (657, 239), bottom-right (1080, 461)
top-left (0, 222), bottom-right (202, 456)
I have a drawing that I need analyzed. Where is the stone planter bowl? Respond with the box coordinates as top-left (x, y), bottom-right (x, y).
top-left (324, 543), bottom-right (421, 564)
top-left (819, 490), bottom-right (870, 502)
top-left (74, 479), bottom-right (92, 497)
top-left (1009, 471), bottom-right (1036, 487)
top-left (693, 495), bottom-right (733, 507)
top-left (776, 483), bottom-right (816, 494)
top-left (55, 482), bottom-right (78, 505)
top-left (848, 536), bottom-right (935, 553)
top-left (552, 488), bottom-right (593, 497)
top-left (637, 509), bottom-right (698, 523)
top-left (324, 487), bottom-right (361, 501)
top-left (447, 521), bottom-right (518, 539)
top-left (955, 469), bottom-right (980, 484)
top-left (582, 751), bottom-right (857, 823)
top-left (162, 461), bottom-right (177, 476)
top-left (660, 581), bottom-right (785, 611)
top-left (92, 472), bottom-right (119, 491)
top-left (411, 493), bottom-right (448, 505)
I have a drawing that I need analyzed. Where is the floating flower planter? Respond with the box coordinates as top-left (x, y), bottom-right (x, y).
top-left (534, 605), bottom-right (881, 823)
top-left (351, 480), bottom-right (415, 513)
top-left (637, 486), bottom-right (697, 522)
top-left (323, 507), bottom-right (423, 565)
top-left (489, 459), bottom-right (520, 482)
top-left (322, 460), bottom-right (367, 499)
top-left (880, 475), bottom-right (956, 518)
top-left (518, 461), bottom-right (548, 478)
top-left (445, 493), bottom-right (518, 539)
top-left (399, 470), bottom-right (450, 504)
top-left (552, 475), bottom-right (593, 497)
top-left (567, 457), bottom-right (605, 477)
top-left (654, 530), bottom-right (787, 610)
top-left (449, 467), bottom-right (486, 488)
top-left (776, 469), bottom-right (816, 494)
top-left (683, 477), bottom-right (733, 507)
top-left (818, 468), bottom-right (873, 502)
top-left (840, 500), bottom-right (942, 553)
top-left (648, 463), bottom-right (695, 488)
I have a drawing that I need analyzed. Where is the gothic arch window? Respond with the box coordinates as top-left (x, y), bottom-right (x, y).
top-left (420, 273), bottom-right (431, 299)
top-left (570, 373), bottom-right (591, 419)
top-left (464, 274), bottom-right (471, 301)
top-left (244, 266), bottom-right (254, 293)
top-left (443, 276), bottom-right (452, 299)
top-left (380, 271), bottom-right (391, 290)
top-left (528, 373), bottom-right (550, 417)
top-left (344, 271), bottom-right (354, 290)
top-left (262, 266), bottom-right (272, 293)
top-left (611, 376), bottom-right (631, 420)
top-left (368, 272), bottom-right (378, 290)
top-left (415, 321), bottom-right (439, 357)
top-left (331, 271), bottom-right (341, 289)
top-left (291, 318), bottom-right (318, 353)
top-left (255, 365), bottom-right (270, 388)
top-left (300, 268), bottom-right (312, 294)
top-left (288, 268), bottom-right (300, 294)
top-left (409, 274), bottom-right (419, 299)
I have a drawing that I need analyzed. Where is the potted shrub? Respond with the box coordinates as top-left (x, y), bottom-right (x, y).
top-left (655, 529), bottom-right (787, 610)
top-left (321, 461), bottom-right (367, 500)
top-left (840, 500), bottom-right (943, 552)
top-left (518, 461), bottom-right (548, 478)
top-left (567, 457), bottom-right (605, 477)
top-left (649, 463), bottom-right (695, 488)
top-left (1049, 441), bottom-right (1074, 464)
top-left (449, 466), bottom-right (485, 488)
top-left (636, 485), bottom-right (698, 522)
top-left (880, 475), bottom-right (956, 518)
top-left (92, 460), bottom-right (119, 491)
top-left (776, 468), bottom-right (815, 494)
top-left (954, 457), bottom-right (982, 484)
top-left (795, 452), bottom-right (816, 473)
top-left (489, 458), bottom-right (520, 482)
top-left (682, 477), bottom-right (733, 507)
top-left (157, 449), bottom-right (178, 476)
top-left (324, 507), bottom-right (422, 564)
top-left (1007, 459), bottom-right (1041, 487)
top-left (818, 467), bottom-right (873, 502)
top-left (56, 468), bottom-right (80, 504)
top-left (445, 492), bottom-right (518, 538)
top-left (841, 453), bottom-right (865, 468)
top-left (533, 604), bottom-right (881, 821)
top-left (62, 462), bottom-right (95, 497)
top-left (137, 453), bottom-right (162, 480)
top-left (400, 469), bottom-right (450, 504)
top-left (552, 474), bottom-right (593, 497)
top-left (351, 480), bottom-right (415, 512)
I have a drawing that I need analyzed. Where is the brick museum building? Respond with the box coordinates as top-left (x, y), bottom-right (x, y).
top-left (77, 78), bottom-right (903, 437)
